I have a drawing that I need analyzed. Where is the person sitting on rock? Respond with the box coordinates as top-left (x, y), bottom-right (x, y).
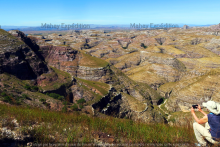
top-left (191, 101), bottom-right (220, 146)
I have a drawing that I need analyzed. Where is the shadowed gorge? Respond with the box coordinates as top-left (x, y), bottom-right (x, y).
top-left (1, 25), bottom-right (220, 146)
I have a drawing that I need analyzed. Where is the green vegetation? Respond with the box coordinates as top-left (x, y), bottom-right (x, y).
top-left (62, 101), bottom-right (68, 105)
top-left (69, 99), bottom-right (86, 111)
top-left (49, 93), bottom-right (60, 99)
top-left (159, 99), bottom-right (172, 116)
top-left (80, 51), bottom-right (109, 67)
top-left (0, 103), bottom-right (196, 145)
top-left (39, 98), bottom-right (46, 103)
top-left (76, 78), bottom-right (109, 96)
top-left (32, 86), bottom-right (39, 91)
top-left (24, 84), bottom-right (31, 91)
top-left (71, 104), bottom-right (78, 111)
top-left (3, 96), bottom-right (11, 103)
top-left (0, 29), bottom-right (24, 48)
top-left (62, 104), bottom-right (68, 113)
top-left (39, 98), bottom-right (50, 108)
top-left (77, 98), bottom-right (86, 104)
top-left (75, 77), bottom-right (110, 105)
top-left (24, 84), bottom-right (39, 92)
top-left (15, 96), bottom-right (22, 105)
top-left (1, 92), bottom-right (7, 97)
top-left (21, 94), bottom-right (28, 99)
top-left (141, 43), bottom-right (148, 49)
top-left (58, 96), bottom-right (65, 101)
top-left (47, 93), bottom-right (65, 101)
top-left (39, 66), bottom-right (72, 91)
top-left (79, 104), bottom-right (84, 109)
top-left (1, 91), bottom-right (23, 104)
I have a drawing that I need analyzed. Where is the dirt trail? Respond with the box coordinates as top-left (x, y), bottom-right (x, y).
top-left (158, 99), bottom-right (172, 121)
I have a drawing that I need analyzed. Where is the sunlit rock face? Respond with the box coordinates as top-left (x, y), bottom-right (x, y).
top-left (4, 26), bottom-right (220, 116)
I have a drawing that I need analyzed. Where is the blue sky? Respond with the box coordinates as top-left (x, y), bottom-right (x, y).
top-left (1, 0), bottom-right (220, 26)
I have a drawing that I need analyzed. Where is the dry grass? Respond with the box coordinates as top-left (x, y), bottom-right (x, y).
top-left (0, 103), bottom-right (198, 145)
top-left (121, 93), bottom-right (146, 112)
top-left (79, 51), bottom-right (109, 68)
top-left (38, 66), bottom-right (72, 91)
top-left (126, 64), bottom-right (168, 84)
top-left (159, 45), bottom-right (186, 55)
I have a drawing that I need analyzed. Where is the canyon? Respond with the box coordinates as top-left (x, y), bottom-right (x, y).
top-left (1, 25), bottom-right (220, 124)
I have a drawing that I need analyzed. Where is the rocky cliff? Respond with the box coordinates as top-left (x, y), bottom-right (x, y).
top-left (0, 29), bottom-right (165, 124)
top-left (3, 26), bottom-right (220, 122)
top-left (0, 30), bottom-right (48, 80)
top-left (39, 45), bottom-right (112, 83)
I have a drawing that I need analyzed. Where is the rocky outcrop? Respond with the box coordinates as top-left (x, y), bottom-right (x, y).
top-left (0, 29), bottom-right (48, 80)
top-left (4, 26), bottom-right (220, 122)
top-left (106, 51), bottom-right (185, 90)
top-left (159, 69), bottom-right (220, 112)
top-left (0, 29), bottom-right (167, 125)
top-left (203, 38), bottom-right (220, 55)
top-left (39, 45), bottom-right (112, 82)
top-left (92, 87), bottom-right (165, 123)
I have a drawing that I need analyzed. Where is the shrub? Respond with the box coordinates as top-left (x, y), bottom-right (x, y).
top-left (15, 96), bottom-right (22, 105)
top-left (49, 93), bottom-right (60, 99)
top-left (39, 98), bottom-right (46, 103)
top-left (1, 92), bottom-right (7, 97)
top-left (22, 94), bottom-right (28, 99)
top-left (77, 98), bottom-right (86, 104)
top-left (141, 43), bottom-right (148, 49)
top-left (24, 84), bottom-right (39, 92)
top-left (58, 96), bottom-right (64, 101)
top-left (32, 86), bottom-right (39, 92)
top-left (71, 104), bottom-right (78, 111)
top-left (3, 96), bottom-right (12, 103)
top-left (24, 84), bottom-right (31, 91)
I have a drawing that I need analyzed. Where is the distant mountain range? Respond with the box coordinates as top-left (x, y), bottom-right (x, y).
top-left (0, 24), bottom-right (214, 31)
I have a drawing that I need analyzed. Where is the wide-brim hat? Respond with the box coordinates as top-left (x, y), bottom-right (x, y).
top-left (202, 101), bottom-right (220, 115)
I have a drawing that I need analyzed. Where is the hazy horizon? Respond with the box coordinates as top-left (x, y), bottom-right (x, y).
top-left (1, 0), bottom-right (220, 26)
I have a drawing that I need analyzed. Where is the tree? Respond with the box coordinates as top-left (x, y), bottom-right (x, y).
top-left (77, 98), bottom-right (86, 104)
top-left (141, 43), bottom-right (147, 49)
